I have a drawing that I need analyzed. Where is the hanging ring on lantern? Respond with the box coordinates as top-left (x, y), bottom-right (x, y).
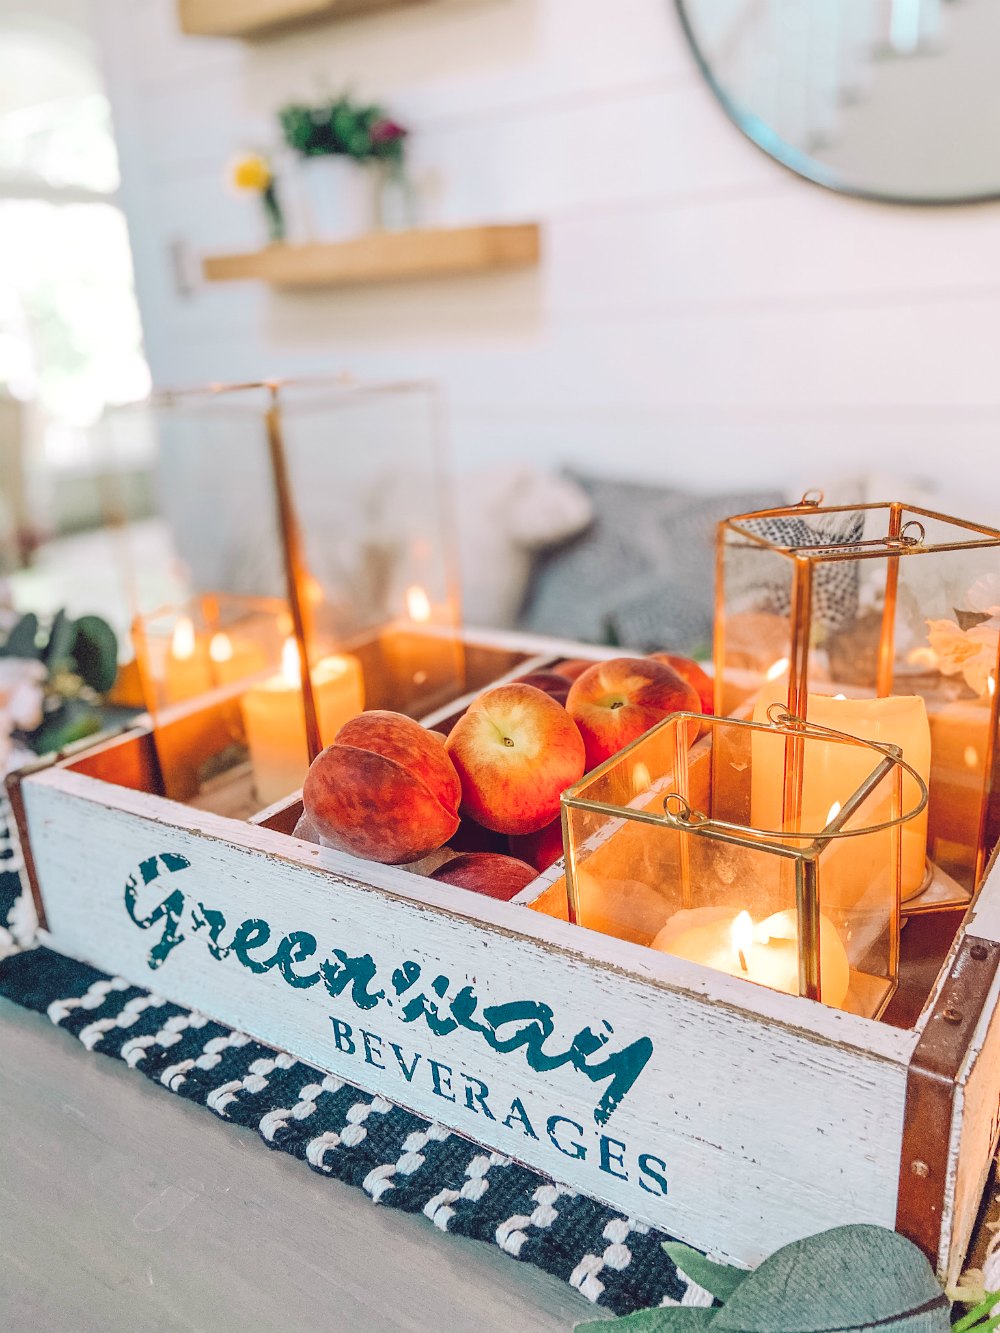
top-left (661, 706), bottom-right (928, 843)
top-left (798, 489), bottom-right (825, 508)
top-left (886, 519), bottom-right (926, 550)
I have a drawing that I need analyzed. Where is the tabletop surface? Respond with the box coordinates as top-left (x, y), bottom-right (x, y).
top-left (0, 998), bottom-right (595, 1332)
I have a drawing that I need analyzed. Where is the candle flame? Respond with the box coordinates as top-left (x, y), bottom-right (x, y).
top-left (406, 585), bottom-right (432, 624)
top-left (965, 745), bottom-right (980, 769)
top-left (826, 801), bottom-right (842, 826)
top-left (833, 693), bottom-right (847, 701)
top-left (731, 911), bottom-right (754, 971)
top-left (209, 632), bottom-right (234, 664)
top-left (765, 657), bottom-right (790, 682)
top-left (171, 616), bottom-right (196, 661)
top-left (281, 636), bottom-right (302, 687)
top-left (633, 761), bottom-right (652, 795)
top-left (990, 674), bottom-right (997, 698)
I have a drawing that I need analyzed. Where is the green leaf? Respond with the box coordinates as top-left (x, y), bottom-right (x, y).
top-left (662, 1244), bottom-right (747, 1302)
top-left (712, 1225), bottom-right (949, 1332)
top-left (72, 615), bottom-right (118, 694)
top-left (44, 609), bottom-right (77, 670)
top-left (30, 700), bottom-right (102, 756)
top-left (576, 1308), bottom-right (717, 1330)
top-left (2, 612), bottom-right (41, 659)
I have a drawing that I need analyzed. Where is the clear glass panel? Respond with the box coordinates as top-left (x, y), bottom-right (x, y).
top-left (563, 713), bottom-right (905, 1017)
top-left (717, 501), bottom-right (1000, 897)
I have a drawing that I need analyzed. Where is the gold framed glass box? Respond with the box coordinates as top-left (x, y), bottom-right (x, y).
top-left (561, 710), bottom-right (927, 1019)
top-left (715, 497), bottom-right (1000, 900)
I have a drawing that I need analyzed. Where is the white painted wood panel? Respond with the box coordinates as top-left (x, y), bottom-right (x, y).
top-left (92, 0), bottom-right (1000, 497)
top-left (25, 764), bottom-right (913, 1268)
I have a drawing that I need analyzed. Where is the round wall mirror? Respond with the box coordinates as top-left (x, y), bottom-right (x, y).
top-left (676, 0), bottom-right (1000, 203)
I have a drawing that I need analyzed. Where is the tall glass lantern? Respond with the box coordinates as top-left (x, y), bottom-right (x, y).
top-left (715, 497), bottom-right (1000, 900)
top-left (97, 377), bottom-right (465, 810)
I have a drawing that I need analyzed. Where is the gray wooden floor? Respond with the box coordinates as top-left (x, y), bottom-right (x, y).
top-left (0, 999), bottom-right (594, 1331)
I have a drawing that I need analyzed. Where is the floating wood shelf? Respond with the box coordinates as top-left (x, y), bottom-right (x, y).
top-left (202, 224), bottom-right (541, 289)
top-left (178, 0), bottom-right (430, 37)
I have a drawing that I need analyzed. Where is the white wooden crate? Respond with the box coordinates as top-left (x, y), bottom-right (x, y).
top-left (8, 630), bottom-right (1000, 1282)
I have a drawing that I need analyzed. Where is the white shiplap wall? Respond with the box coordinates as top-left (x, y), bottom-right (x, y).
top-left (95, 0), bottom-right (1000, 506)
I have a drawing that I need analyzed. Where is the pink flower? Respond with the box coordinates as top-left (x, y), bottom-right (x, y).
top-left (927, 618), bottom-right (1000, 697)
top-left (370, 118), bottom-right (407, 145)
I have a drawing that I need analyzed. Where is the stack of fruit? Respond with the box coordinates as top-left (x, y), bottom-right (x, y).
top-left (297, 654), bottom-right (711, 902)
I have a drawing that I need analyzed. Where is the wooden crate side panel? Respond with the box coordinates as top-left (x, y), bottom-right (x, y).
top-left (24, 773), bottom-right (912, 1268)
top-left (944, 959), bottom-right (1000, 1285)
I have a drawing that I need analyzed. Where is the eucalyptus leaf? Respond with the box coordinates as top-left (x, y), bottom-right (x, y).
top-left (30, 700), bottom-right (102, 756)
top-left (577, 1308), bottom-right (717, 1330)
top-left (2, 612), bottom-right (41, 659)
top-left (712, 1225), bottom-right (949, 1333)
top-left (662, 1244), bottom-right (747, 1303)
top-left (72, 615), bottom-right (118, 694)
top-left (44, 609), bottom-right (76, 670)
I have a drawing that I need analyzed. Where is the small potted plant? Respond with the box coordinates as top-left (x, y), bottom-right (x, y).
top-left (278, 95), bottom-right (410, 240)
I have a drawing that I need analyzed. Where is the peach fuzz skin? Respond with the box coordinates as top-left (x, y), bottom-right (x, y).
top-left (430, 852), bottom-right (537, 901)
top-left (303, 710), bottom-right (461, 864)
top-left (566, 656), bottom-right (701, 769)
top-left (445, 683), bottom-right (586, 836)
top-left (647, 652), bottom-right (714, 716)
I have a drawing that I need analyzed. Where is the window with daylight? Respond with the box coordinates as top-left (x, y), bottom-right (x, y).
top-left (0, 15), bottom-right (150, 468)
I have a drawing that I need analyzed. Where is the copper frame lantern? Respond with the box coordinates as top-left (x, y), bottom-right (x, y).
top-left (714, 496), bottom-right (1000, 904)
top-left (561, 709), bottom-right (927, 1019)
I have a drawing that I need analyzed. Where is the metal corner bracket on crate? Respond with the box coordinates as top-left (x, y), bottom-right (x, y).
top-left (8, 629), bottom-right (1000, 1284)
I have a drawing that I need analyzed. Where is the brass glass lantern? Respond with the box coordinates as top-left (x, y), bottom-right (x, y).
top-left (97, 377), bottom-right (464, 809)
top-left (715, 497), bottom-right (1000, 901)
top-left (561, 711), bottom-right (926, 1019)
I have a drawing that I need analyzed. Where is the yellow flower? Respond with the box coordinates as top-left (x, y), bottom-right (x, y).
top-left (229, 153), bottom-right (272, 193)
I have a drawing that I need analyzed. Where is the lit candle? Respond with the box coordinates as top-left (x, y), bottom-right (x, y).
top-left (379, 584), bottom-right (462, 706)
top-left (652, 906), bottom-right (851, 1007)
top-left (752, 686), bottom-right (930, 901)
top-left (208, 632), bottom-right (268, 687)
top-left (164, 616), bottom-right (213, 703)
top-left (242, 638), bottom-right (365, 808)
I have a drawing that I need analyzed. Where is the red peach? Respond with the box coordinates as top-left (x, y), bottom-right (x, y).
top-left (553, 658), bottom-right (597, 682)
top-left (450, 815), bottom-right (510, 855)
top-left (303, 710), bottom-right (461, 864)
top-left (566, 656), bottom-right (700, 769)
top-left (509, 817), bottom-right (564, 872)
top-left (445, 683), bottom-right (586, 835)
top-left (430, 852), bottom-right (537, 901)
top-left (648, 652), bottom-right (714, 715)
top-left (512, 669), bottom-right (572, 706)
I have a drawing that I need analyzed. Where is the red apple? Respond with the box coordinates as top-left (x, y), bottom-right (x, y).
top-left (512, 670), bottom-right (572, 706)
top-left (303, 710), bottom-right (461, 864)
top-left (430, 851), bottom-right (537, 901)
top-left (509, 817), bottom-right (564, 872)
top-left (553, 658), bottom-right (596, 682)
top-left (648, 652), bottom-right (714, 715)
top-left (566, 656), bottom-right (700, 769)
top-left (445, 683), bottom-right (586, 835)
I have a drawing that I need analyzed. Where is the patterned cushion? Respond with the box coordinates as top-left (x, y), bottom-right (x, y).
top-left (736, 510), bottom-right (865, 634)
top-left (518, 474), bottom-right (784, 655)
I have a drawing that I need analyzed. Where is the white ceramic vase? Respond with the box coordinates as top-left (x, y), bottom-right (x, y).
top-left (298, 155), bottom-right (378, 241)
